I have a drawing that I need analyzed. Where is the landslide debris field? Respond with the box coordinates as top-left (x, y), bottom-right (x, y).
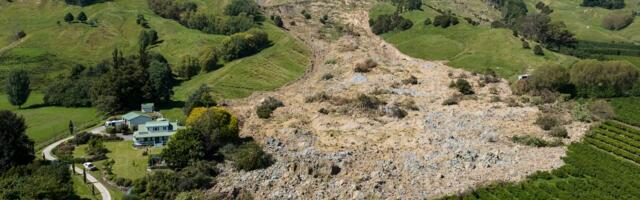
top-left (211, 0), bottom-right (589, 199)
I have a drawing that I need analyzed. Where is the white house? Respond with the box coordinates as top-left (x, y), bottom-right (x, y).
top-left (133, 118), bottom-right (183, 146)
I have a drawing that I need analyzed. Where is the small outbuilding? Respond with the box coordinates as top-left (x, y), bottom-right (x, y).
top-left (141, 103), bottom-right (155, 113)
top-left (122, 112), bottom-right (152, 129)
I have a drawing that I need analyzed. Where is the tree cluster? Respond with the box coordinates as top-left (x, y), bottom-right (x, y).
top-left (486, 0), bottom-right (528, 24)
top-left (535, 2), bottom-right (553, 14)
top-left (44, 30), bottom-right (176, 114)
top-left (581, 0), bottom-right (625, 9)
top-left (370, 14), bottom-right (413, 35)
top-left (523, 60), bottom-right (640, 98)
top-left (129, 161), bottom-right (217, 200)
top-left (147, 0), bottom-right (262, 35)
top-left (433, 12), bottom-right (460, 28)
top-left (64, 0), bottom-right (109, 6)
top-left (220, 28), bottom-right (271, 61)
top-left (515, 13), bottom-right (577, 50)
top-left (0, 110), bottom-right (78, 199)
top-left (391, 0), bottom-right (422, 13)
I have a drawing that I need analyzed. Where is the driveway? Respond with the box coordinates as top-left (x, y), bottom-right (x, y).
top-left (42, 136), bottom-right (112, 200)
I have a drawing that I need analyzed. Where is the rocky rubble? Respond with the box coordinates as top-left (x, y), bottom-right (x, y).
top-left (208, 0), bottom-right (589, 199)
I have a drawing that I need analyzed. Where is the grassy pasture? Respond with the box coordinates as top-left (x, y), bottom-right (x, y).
top-left (0, 93), bottom-right (101, 149)
top-left (522, 0), bottom-right (640, 43)
top-left (0, 0), bottom-right (310, 100)
top-left (370, 2), bottom-right (578, 79)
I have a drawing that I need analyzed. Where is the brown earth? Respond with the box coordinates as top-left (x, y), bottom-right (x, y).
top-left (208, 0), bottom-right (590, 199)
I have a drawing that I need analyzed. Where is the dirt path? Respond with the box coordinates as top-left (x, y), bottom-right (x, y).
top-left (0, 35), bottom-right (28, 56)
top-left (43, 136), bottom-right (112, 200)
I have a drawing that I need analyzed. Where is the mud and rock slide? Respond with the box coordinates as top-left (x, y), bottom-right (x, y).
top-left (208, 0), bottom-right (589, 199)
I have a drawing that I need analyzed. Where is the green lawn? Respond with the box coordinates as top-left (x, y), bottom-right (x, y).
top-left (370, 2), bottom-right (578, 79)
top-left (522, 0), bottom-right (640, 43)
top-left (74, 140), bottom-right (162, 181)
top-left (0, 93), bottom-right (101, 149)
top-left (610, 97), bottom-right (640, 126)
top-left (72, 175), bottom-right (100, 200)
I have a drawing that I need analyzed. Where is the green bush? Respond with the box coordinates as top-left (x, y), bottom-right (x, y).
top-left (221, 142), bottom-right (273, 171)
top-left (256, 97), bottom-right (284, 119)
top-left (433, 12), bottom-right (459, 28)
top-left (511, 135), bottom-right (563, 147)
top-left (533, 45), bottom-right (544, 55)
top-left (549, 126), bottom-right (569, 138)
top-left (535, 114), bottom-right (560, 131)
top-left (570, 60), bottom-right (639, 98)
top-left (355, 94), bottom-right (384, 110)
top-left (454, 79), bottom-right (474, 95)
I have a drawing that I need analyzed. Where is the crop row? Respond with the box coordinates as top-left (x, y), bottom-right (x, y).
top-left (593, 129), bottom-right (640, 149)
top-left (598, 124), bottom-right (640, 143)
top-left (585, 137), bottom-right (640, 164)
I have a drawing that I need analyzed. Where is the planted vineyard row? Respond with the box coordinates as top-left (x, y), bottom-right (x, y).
top-left (441, 143), bottom-right (640, 199)
top-left (594, 129), bottom-right (640, 149)
top-left (585, 121), bottom-right (640, 164)
top-left (599, 123), bottom-right (640, 142)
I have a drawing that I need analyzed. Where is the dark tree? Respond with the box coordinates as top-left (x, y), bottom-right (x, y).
top-left (5, 70), bottom-right (31, 108)
top-left (78, 11), bottom-right (88, 23)
top-left (90, 58), bottom-right (149, 114)
top-left (64, 12), bottom-right (74, 23)
top-left (161, 129), bottom-right (205, 170)
top-left (69, 120), bottom-right (75, 136)
top-left (534, 45), bottom-right (544, 55)
top-left (147, 60), bottom-right (175, 102)
top-left (0, 110), bottom-right (34, 173)
top-left (138, 29), bottom-right (163, 67)
top-left (581, 0), bottom-right (625, 9)
top-left (183, 84), bottom-right (217, 115)
top-left (201, 48), bottom-right (220, 72)
top-left (273, 15), bottom-right (284, 28)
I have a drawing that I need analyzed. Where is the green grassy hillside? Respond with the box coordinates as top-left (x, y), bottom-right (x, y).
top-left (522, 0), bottom-right (640, 43)
top-left (0, 93), bottom-right (101, 149)
top-left (0, 0), bottom-right (310, 96)
top-left (0, 0), bottom-right (309, 146)
top-left (370, 2), bottom-right (578, 79)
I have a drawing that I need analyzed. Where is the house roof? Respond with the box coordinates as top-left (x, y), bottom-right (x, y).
top-left (122, 112), bottom-right (151, 121)
top-left (145, 121), bottom-right (171, 127)
top-left (141, 103), bottom-right (154, 109)
top-left (134, 122), bottom-right (182, 138)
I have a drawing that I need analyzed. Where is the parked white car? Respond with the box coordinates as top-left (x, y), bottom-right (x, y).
top-left (83, 162), bottom-right (97, 171)
top-left (105, 119), bottom-right (125, 127)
